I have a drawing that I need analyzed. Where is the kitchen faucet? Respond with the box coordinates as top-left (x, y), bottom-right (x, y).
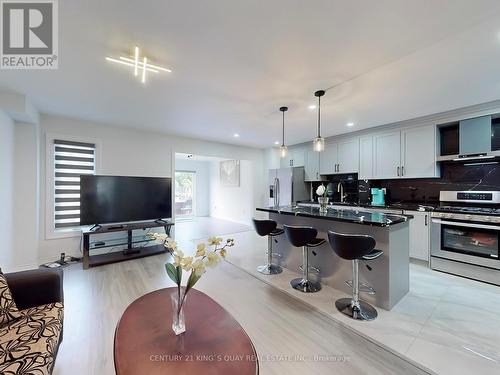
top-left (337, 182), bottom-right (347, 203)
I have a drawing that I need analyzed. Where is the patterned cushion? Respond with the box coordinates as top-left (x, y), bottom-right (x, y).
top-left (0, 272), bottom-right (21, 327)
top-left (0, 302), bottom-right (64, 375)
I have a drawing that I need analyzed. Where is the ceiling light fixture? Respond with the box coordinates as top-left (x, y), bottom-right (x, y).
top-left (134, 46), bottom-right (139, 76)
top-left (279, 106), bottom-right (288, 158)
top-left (106, 46), bottom-right (172, 84)
top-left (234, 133), bottom-right (240, 138)
top-left (105, 57), bottom-right (159, 73)
top-left (313, 90), bottom-right (325, 152)
top-left (347, 122), bottom-right (354, 127)
top-left (142, 57), bottom-right (148, 83)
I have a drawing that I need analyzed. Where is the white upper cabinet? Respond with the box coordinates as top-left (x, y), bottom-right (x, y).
top-left (304, 150), bottom-right (321, 181)
top-left (291, 148), bottom-right (305, 167)
top-left (280, 148), bottom-right (306, 168)
top-left (338, 139), bottom-right (359, 173)
top-left (371, 126), bottom-right (438, 179)
top-left (319, 142), bottom-right (338, 174)
top-left (373, 131), bottom-right (401, 179)
top-left (401, 125), bottom-right (438, 178)
top-left (359, 136), bottom-right (373, 180)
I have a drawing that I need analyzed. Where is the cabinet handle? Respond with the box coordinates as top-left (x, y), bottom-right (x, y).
top-left (425, 215), bottom-right (428, 226)
top-left (397, 166), bottom-right (400, 176)
top-left (401, 166), bottom-right (404, 176)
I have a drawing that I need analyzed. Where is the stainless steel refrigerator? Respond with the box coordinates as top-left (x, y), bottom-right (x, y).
top-left (268, 167), bottom-right (309, 207)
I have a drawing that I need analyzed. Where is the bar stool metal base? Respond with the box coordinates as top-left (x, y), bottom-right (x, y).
top-left (335, 298), bottom-right (378, 321)
top-left (257, 264), bottom-right (283, 275)
top-left (291, 278), bottom-right (322, 293)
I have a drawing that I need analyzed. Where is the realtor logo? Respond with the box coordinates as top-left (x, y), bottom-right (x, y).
top-left (1, 0), bottom-right (58, 69)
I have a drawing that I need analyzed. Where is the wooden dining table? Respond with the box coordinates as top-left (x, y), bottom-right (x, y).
top-left (114, 288), bottom-right (259, 374)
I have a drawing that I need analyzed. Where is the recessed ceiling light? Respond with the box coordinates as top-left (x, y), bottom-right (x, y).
top-left (347, 122), bottom-right (354, 127)
top-left (308, 105), bottom-right (317, 110)
top-left (233, 133), bottom-right (240, 138)
top-left (274, 141), bottom-right (280, 145)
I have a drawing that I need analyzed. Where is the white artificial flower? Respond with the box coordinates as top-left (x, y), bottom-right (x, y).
top-left (205, 252), bottom-right (220, 268)
top-left (316, 184), bottom-right (326, 196)
top-left (207, 236), bottom-right (223, 246)
top-left (195, 243), bottom-right (206, 257)
top-left (192, 259), bottom-right (206, 277)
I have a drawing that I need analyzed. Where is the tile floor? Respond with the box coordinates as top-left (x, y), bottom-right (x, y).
top-left (225, 229), bottom-right (500, 375)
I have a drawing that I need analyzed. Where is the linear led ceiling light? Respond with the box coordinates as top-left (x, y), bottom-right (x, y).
top-left (106, 46), bottom-right (172, 84)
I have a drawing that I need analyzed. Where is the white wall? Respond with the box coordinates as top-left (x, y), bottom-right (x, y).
top-left (12, 122), bottom-right (39, 270)
top-left (209, 160), bottom-right (254, 225)
top-left (174, 158), bottom-right (210, 217)
top-left (37, 113), bottom-right (266, 264)
top-left (0, 111), bottom-right (14, 271)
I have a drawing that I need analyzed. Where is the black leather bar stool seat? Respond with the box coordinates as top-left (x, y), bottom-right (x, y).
top-left (252, 219), bottom-right (284, 275)
top-left (284, 225), bottom-right (326, 293)
top-left (328, 231), bottom-right (383, 321)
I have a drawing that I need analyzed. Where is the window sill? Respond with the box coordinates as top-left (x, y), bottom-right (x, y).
top-left (45, 226), bottom-right (90, 240)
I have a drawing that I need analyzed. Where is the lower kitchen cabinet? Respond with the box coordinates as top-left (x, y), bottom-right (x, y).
top-left (404, 210), bottom-right (430, 261)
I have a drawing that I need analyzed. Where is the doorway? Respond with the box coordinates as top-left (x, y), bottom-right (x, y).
top-left (175, 171), bottom-right (196, 219)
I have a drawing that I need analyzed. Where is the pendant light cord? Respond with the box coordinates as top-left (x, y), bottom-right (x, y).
top-left (282, 110), bottom-right (285, 146)
top-left (317, 95), bottom-right (321, 137)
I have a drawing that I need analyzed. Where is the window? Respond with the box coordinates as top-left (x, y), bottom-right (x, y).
top-left (53, 139), bottom-right (96, 229)
top-left (175, 171), bottom-right (196, 219)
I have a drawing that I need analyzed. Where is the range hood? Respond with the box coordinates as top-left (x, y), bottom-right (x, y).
top-left (438, 115), bottom-right (500, 163)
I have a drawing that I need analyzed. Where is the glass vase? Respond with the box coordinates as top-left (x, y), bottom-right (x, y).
top-left (170, 289), bottom-right (187, 335)
top-left (318, 196), bottom-right (329, 213)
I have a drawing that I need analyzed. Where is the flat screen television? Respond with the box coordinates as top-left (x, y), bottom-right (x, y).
top-left (80, 175), bottom-right (172, 225)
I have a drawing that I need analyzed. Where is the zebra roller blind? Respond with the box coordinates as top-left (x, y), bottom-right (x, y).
top-left (53, 139), bottom-right (96, 229)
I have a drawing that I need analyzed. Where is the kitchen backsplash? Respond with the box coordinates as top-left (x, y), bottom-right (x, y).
top-left (368, 162), bottom-right (500, 204)
top-left (312, 163), bottom-right (499, 205)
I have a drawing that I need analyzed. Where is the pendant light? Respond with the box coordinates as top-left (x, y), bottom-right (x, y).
top-left (313, 90), bottom-right (325, 152)
top-left (279, 106), bottom-right (288, 158)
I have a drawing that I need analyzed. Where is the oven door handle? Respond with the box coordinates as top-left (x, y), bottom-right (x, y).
top-left (431, 218), bottom-right (500, 231)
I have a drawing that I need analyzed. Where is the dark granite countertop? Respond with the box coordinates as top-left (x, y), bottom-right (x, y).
top-left (257, 206), bottom-right (413, 227)
top-left (296, 200), bottom-right (436, 212)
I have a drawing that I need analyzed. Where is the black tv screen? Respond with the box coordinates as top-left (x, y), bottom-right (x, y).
top-left (80, 175), bottom-right (172, 225)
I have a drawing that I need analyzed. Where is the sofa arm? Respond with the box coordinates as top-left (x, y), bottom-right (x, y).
top-left (5, 268), bottom-right (64, 310)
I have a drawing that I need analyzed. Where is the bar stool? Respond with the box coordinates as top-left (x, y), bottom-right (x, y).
top-left (284, 225), bottom-right (326, 293)
top-left (327, 231), bottom-right (384, 321)
top-left (252, 219), bottom-right (284, 275)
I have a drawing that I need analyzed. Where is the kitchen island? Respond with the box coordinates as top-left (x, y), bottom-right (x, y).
top-left (256, 205), bottom-right (413, 310)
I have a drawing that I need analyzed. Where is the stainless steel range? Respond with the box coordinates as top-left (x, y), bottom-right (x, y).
top-left (430, 191), bottom-right (500, 286)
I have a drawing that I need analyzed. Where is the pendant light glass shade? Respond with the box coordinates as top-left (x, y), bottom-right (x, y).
top-left (313, 136), bottom-right (325, 152)
top-left (279, 106), bottom-right (288, 158)
top-left (279, 144), bottom-right (288, 158)
top-left (313, 90), bottom-right (326, 152)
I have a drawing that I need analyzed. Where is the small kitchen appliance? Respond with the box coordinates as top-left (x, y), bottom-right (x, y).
top-left (371, 188), bottom-right (386, 206)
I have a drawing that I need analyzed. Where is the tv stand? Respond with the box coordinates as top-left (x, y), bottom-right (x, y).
top-left (89, 224), bottom-right (102, 231)
top-left (82, 220), bottom-right (174, 269)
top-left (107, 224), bottom-right (125, 230)
top-left (154, 218), bottom-right (169, 225)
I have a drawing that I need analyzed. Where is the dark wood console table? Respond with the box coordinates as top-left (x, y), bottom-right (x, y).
top-left (82, 220), bottom-right (174, 269)
top-left (114, 288), bottom-right (258, 375)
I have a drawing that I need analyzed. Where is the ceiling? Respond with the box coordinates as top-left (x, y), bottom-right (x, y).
top-left (2, 0), bottom-right (500, 148)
